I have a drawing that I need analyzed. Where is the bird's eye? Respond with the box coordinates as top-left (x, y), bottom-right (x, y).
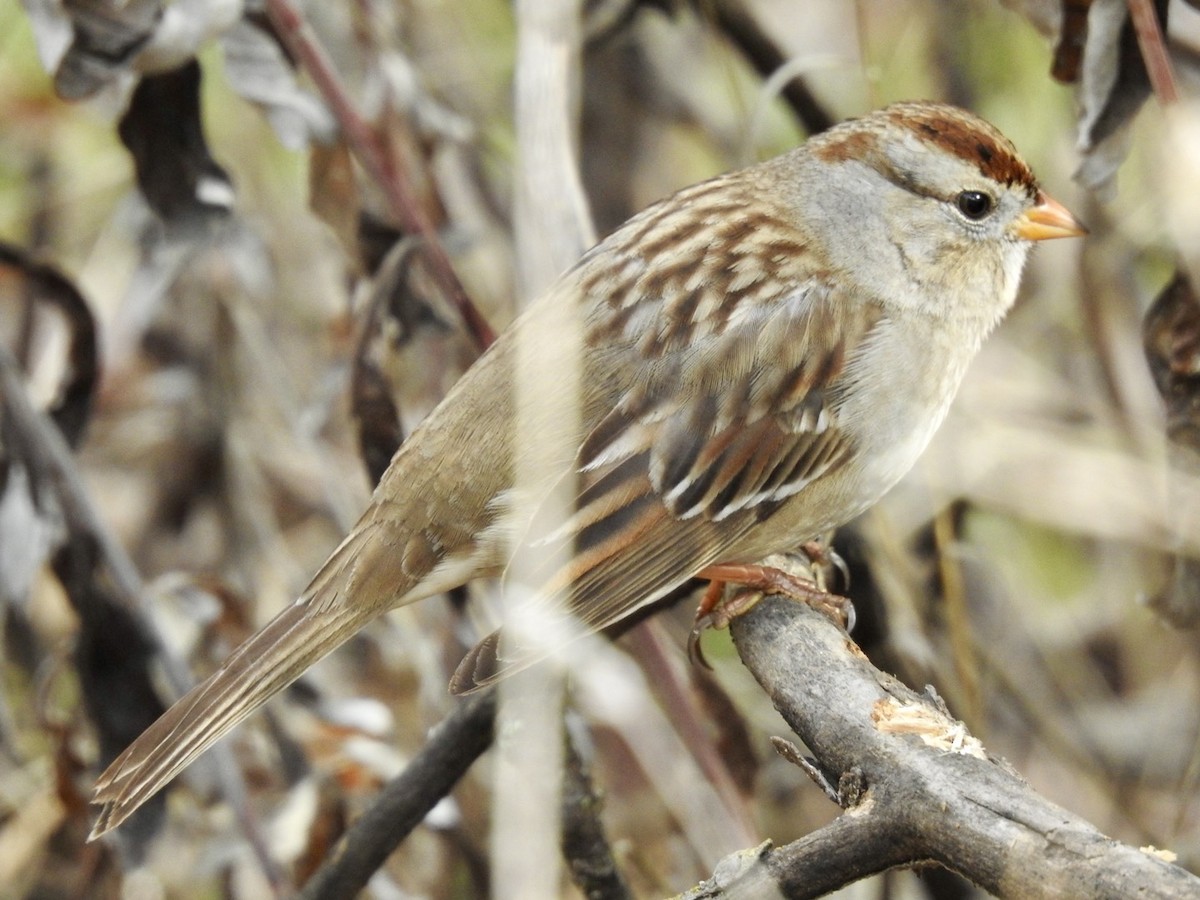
top-left (956, 190), bottom-right (994, 220)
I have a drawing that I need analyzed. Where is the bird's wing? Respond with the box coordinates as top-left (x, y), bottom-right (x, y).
top-left (451, 226), bottom-right (887, 691)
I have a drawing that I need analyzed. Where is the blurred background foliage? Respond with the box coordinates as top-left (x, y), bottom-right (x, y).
top-left (0, 0), bottom-right (1197, 897)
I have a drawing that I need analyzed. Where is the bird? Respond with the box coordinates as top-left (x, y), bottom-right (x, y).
top-left (90, 101), bottom-right (1085, 838)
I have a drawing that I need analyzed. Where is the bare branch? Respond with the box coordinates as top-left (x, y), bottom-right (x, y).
top-left (297, 689), bottom-right (633, 900)
top-left (296, 691), bottom-right (497, 900)
top-left (679, 596), bottom-right (1200, 899)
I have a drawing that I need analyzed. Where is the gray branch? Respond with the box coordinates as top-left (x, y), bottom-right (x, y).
top-left (678, 596), bottom-right (1200, 899)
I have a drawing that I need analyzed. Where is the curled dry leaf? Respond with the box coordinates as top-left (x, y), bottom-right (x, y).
top-left (1072, 0), bottom-right (1167, 192)
top-left (51, 0), bottom-right (162, 101)
top-left (350, 350), bottom-right (404, 490)
top-left (309, 141), bottom-right (363, 268)
top-left (0, 242), bottom-right (99, 448)
top-left (1143, 271), bottom-right (1200, 628)
top-left (1144, 271), bottom-right (1200, 450)
top-left (219, 17), bottom-right (336, 150)
top-left (351, 236), bottom-right (478, 486)
top-left (43, 0), bottom-right (242, 102)
top-left (0, 243), bottom-right (99, 608)
top-left (1013, 0), bottom-right (1180, 192)
top-left (117, 60), bottom-right (235, 228)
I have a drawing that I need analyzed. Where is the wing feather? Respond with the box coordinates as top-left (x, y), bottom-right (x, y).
top-left (452, 245), bottom-right (885, 690)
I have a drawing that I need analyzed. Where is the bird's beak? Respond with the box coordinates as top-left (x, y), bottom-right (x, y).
top-left (1013, 192), bottom-right (1088, 241)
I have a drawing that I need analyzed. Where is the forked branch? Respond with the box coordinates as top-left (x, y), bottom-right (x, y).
top-left (679, 596), bottom-right (1200, 899)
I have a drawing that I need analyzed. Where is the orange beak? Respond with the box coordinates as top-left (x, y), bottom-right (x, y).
top-left (1013, 192), bottom-right (1088, 241)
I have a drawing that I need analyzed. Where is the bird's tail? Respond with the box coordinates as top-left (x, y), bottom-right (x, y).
top-left (89, 529), bottom-right (395, 840)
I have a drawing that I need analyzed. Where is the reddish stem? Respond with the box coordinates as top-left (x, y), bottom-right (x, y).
top-left (1126, 0), bottom-right (1180, 105)
top-left (264, 0), bottom-right (497, 350)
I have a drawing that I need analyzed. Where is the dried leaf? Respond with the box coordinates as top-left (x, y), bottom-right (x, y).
top-left (1074, 0), bottom-right (1165, 192)
top-left (53, 540), bottom-right (167, 854)
top-left (47, 0), bottom-right (244, 102)
top-left (351, 349), bottom-right (404, 489)
top-left (52, 0), bottom-right (162, 101)
top-left (0, 242), bottom-right (99, 447)
top-left (1144, 272), bottom-right (1200, 449)
top-left (219, 18), bottom-right (336, 150)
top-left (352, 238), bottom-right (477, 485)
top-left (352, 241), bottom-right (414, 487)
top-left (0, 243), bottom-right (99, 609)
top-left (309, 141), bottom-right (363, 267)
top-left (1052, 0), bottom-right (1095, 83)
top-left (1143, 272), bottom-right (1200, 628)
top-left (117, 61), bottom-right (235, 227)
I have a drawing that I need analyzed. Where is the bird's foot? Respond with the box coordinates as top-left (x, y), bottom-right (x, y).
top-left (798, 539), bottom-right (849, 593)
top-left (688, 557), bottom-right (855, 668)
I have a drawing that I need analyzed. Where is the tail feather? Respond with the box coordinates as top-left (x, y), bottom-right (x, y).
top-left (89, 593), bottom-right (371, 840)
top-left (89, 517), bottom-right (442, 839)
top-left (449, 629), bottom-right (502, 694)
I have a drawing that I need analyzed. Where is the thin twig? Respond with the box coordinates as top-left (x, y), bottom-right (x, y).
top-left (694, 0), bottom-right (835, 135)
top-left (560, 727), bottom-right (633, 900)
top-left (1127, 0), bottom-right (1180, 104)
top-left (296, 690), bottom-right (497, 899)
top-left (264, 0), bottom-right (497, 350)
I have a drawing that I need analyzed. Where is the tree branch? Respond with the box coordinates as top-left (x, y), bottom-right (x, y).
top-left (679, 596), bottom-right (1200, 899)
top-left (297, 688), bottom-right (632, 900)
top-left (692, 0), bottom-right (835, 135)
top-left (296, 690), bottom-right (495, 899)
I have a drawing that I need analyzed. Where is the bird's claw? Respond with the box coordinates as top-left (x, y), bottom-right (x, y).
top-left (799, 539), bottom-right (850, 592)
top-left (689, 559), bottom-right (855, 667)
top-left (688, 587), bottom-right (766, 669)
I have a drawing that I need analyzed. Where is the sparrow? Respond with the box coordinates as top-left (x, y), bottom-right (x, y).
top-left (90, 101), bottom-right (1085, 838)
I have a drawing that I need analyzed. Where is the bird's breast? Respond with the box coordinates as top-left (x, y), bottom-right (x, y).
top-left (738, 310), bottom-right (981, 558)
top-left (837, 310), bottom-right (982, 502)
